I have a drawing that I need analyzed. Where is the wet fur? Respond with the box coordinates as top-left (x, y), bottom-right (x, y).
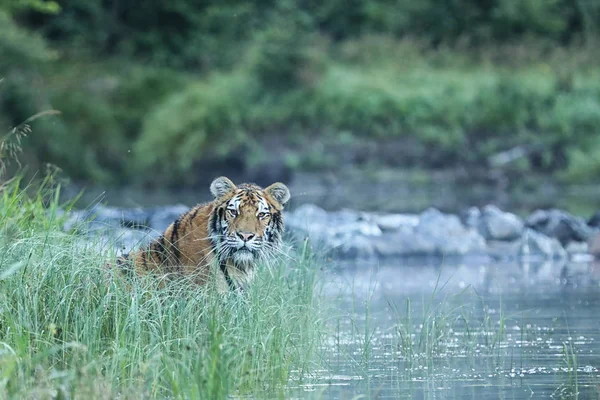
top-left (116, 177), bottom-right (290, 292)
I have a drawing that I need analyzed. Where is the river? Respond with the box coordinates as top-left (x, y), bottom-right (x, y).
top-left (288, 259), bottom-right (600, 399)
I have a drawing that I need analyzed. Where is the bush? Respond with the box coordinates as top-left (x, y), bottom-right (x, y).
top-left (1, 63), bottom-right (187, 184)
top-left (16, 0), bottom-right (600, 69)
top-left (0, 11), bottom-right (54, 70)
top-left (133, 73), bottom-right (255, 182)
top-left (247, 10), bottom-right (326, 91)
top-left (129, 44), bottom-right (600, 185)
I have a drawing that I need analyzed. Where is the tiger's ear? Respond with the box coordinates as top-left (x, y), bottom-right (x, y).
top-left (265, 182), bottom-right (290, 206)
top-left (210, 176), bottom-right (237, 198)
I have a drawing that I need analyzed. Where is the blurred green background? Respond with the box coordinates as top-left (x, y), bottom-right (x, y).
top-left (1, 0), bottom-right (600, 192)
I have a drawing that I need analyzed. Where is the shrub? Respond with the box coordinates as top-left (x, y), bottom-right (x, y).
top-left (133, 73), bottom-right (255, 182)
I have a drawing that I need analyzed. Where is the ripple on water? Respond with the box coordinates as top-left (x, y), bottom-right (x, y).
top-left (291, 261), bottom-right (600, 399)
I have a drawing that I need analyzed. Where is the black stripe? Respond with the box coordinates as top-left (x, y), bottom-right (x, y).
top-left (188, 207), bottom-right (200, 226)
top-left (152, 236), bottom-right (167, 265)
top-left (220, 261), bottom-right (235, 290)
top-left (209, 207), bottom-right (223, 245)
top-left (269, 212), bottom-right (283, 242)
top-left (116, 254), bottom-right (134, 277)
top-left (170, 218), bottom-right (181, 264)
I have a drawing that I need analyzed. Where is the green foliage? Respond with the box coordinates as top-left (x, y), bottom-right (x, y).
top-left (563, 144), bottom-right (600, 183)
top-left (126, 46), bottom-right (600, 184)
top-left (1, 63), bottom-right (186, 184)
top-left (133, 73), bottom-right (254, 180)
top-left (0, 11), bottom-right (53, 70)
top-left (247, 2), bottom-right (326, 91)
top-left (20, 0), bottom-right (279, 69)
top-left (2, 0), bottom-right (600, 185)
top-left (16, 0), bottom-right (600, 69)
top-left (0, 0), bottom-right (59, 14)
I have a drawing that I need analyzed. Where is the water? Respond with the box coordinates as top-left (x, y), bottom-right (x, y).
top-left (290, 260), bottom-right (600, 399)
top-left (67, 170), bottom-right (600, 216)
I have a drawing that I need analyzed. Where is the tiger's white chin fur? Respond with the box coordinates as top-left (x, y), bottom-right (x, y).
top-left (233, 249), bottom-right (255, 265)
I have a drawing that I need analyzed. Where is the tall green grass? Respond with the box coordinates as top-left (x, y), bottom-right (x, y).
top-left (0, 180), bottom-right (324, 399)
top-left (389, 286), bottom-right (507, 367)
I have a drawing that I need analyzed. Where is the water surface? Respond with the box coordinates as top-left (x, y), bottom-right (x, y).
top-left (291, 260), bottom-right (600, 399)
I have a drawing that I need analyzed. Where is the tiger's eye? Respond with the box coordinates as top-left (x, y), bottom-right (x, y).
top-left (258, 212), bottom-right (268, 219)
top-left (228, 209), bottom-right (237, 217)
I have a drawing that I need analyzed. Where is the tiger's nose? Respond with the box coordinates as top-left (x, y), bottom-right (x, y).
top-left (237, 232), bottom-right (255, 242)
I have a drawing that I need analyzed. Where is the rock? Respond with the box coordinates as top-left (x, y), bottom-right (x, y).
top-left (415, 208), bottom-right (487, 256)
top-left (486, 240), bottom-right (522, 260)
top-left (487, 228), bottom-right (567, 261)
top-left (374, 230), bottom-right (436, 257)
top-left (285, 204), bottom-right (329, 232)
top-left (60, 202), bottom-right (594, 262)
top-left (589, 232), bottom-right (600, 256)
top-left (477, 205), bottom-right (524, 241)
top-left (64, 204), bottom-right (153, 233)
top-left (521, 229), bottom-right (567, 260)
top-left (565, 241), bottom-right (588, 255)
top-left (588, 212), bottom-right (600, 229)
top-left (464, 206), bottom-right (481, 229)
top-left (333, 235), bottom-right (377, 259)
top-left (149, 204), bottom-right (190, 233)
top-left (287, 206), bottom-right (487, 258)
top-left (526, 209), bottom-right (593, 245)
top-left (286, 204), bottom-right (382, 258)
top-left (372, 213), bottom-right (419, 232)
top-left (92, 204), bottom-right (152, 229)
top-left (62, 209), bottom-right (93, 232)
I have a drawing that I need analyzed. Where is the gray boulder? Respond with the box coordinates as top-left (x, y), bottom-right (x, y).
top-left (61, 202), bottom-right (591, 262)
top-left (526, 209), bottom-right (593, 245)
top-left (477, 205), bottom-right (524, 241)
top-left (372, 213), bottom-right (420, 231)
top-left (415, 208), bottom-right (486, 256)
top-left (522, 229), bottom-right (567, 260)
top-left (487, 229), bottom-right (566, 261)
top-left (588, 212), bottom-right (600, 229)
top-left (90, 204), bottom-right (150, 229)
top-left (285, 204), bottom-right (383, 258)
top-left (589, 232), bottom-right (600, 256)
top-left (565, 241), bottom-right (588, 255)
top-left (374, 230), bottom-right (436, 257)
top-left (63, 204), bottom-right (153, 233)
top-left (464, 206), bottom-right (481, 229)
top-left (286, 205), bottom-right (486, 258)
top-left (149, 204), bottom-right (190, 233)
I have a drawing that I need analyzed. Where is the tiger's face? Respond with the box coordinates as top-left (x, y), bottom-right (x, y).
top-left (209, 177), bottom-right (290, 266)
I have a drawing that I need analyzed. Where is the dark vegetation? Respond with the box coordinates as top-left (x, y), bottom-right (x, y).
top-left (1, 0), bottom-right (600, 187)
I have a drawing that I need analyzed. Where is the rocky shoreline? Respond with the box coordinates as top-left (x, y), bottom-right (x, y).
top-left (63, 203), bottom-right (600, 263)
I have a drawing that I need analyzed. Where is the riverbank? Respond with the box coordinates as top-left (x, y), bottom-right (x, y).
top-left (63, 201), bottom-right (600, 263)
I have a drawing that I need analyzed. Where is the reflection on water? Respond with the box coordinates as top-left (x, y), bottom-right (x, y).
top-left (291, 260), bottom-right (600, 399)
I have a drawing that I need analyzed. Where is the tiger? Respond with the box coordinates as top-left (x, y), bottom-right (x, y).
top-left (116, 176), bottom-right (290, 292)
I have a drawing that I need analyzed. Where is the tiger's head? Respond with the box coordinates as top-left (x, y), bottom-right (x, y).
top-left (208, 176), bottom-right (290, 266)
